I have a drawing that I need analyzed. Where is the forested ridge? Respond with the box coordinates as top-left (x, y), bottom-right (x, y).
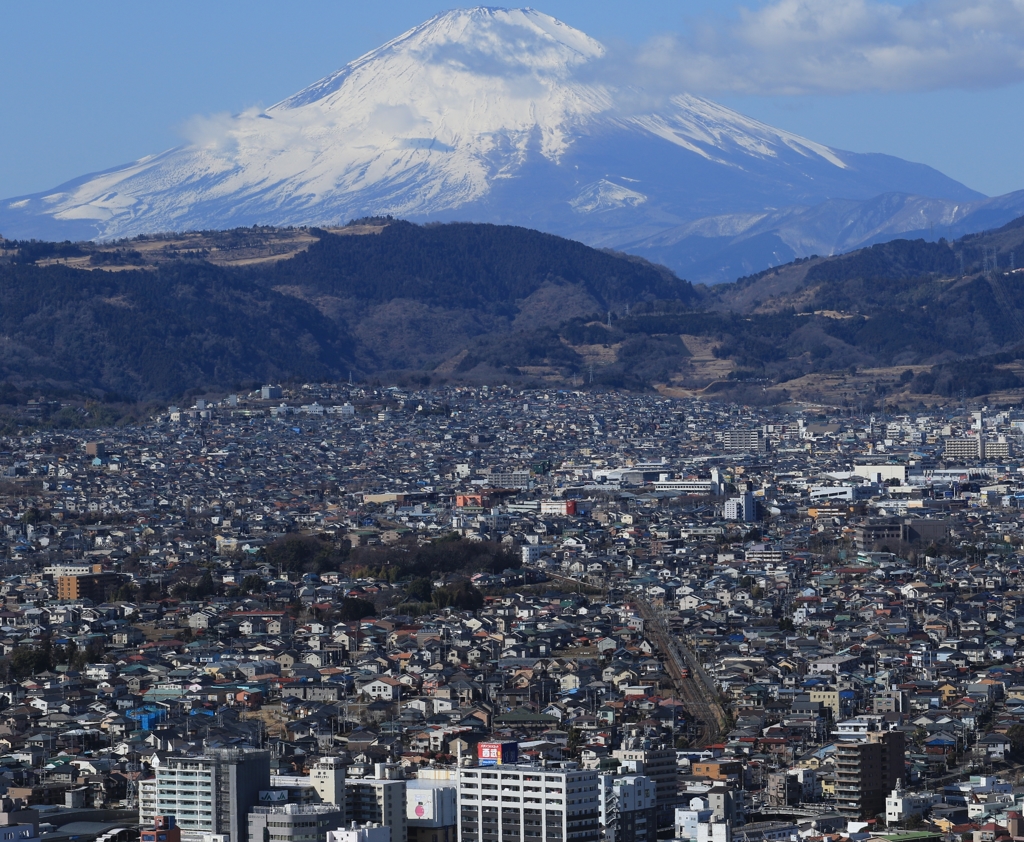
top-left (0, 259), bottom-right (353, 399)
top-left (0, 221), bottom-right (693, 401)
top-left (263, 221), bottom-right (694, 312)
top-left (3, 215), bottom-right (1024, 408)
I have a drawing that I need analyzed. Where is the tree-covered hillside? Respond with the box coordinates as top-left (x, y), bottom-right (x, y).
top-left (5, 215), bottom-right (1024, 407)
top-left (0, 259), bottom-right (353, 400)
top-left (260, 221), bottom-right (695, 313)
top-left (0, 221), bottom-right (694, 400)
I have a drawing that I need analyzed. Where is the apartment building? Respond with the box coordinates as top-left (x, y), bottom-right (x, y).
top-left (835, 731), bottom-right (905, 819)
top-left (612, 748), bottom-right (679, 828)
top-left (597, 775), bottom-right (656, 842)
top-left (457, 764), bottom-right (599, 842)
top-left (140, 748), bottom-right (270, 842)
top-left (722, 430), bottom-right (767, 454)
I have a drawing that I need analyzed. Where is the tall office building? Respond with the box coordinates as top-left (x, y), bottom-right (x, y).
top-left (835, 731), bottom-right (905, 819)
top-left (611, 748), bottom-right (678, 829)
top-left (597, 775), bottom-right (656, 842)
top-left (140, 748), bottom-right (270, 842)
top-left (457, 763), bottom-right (599, 842)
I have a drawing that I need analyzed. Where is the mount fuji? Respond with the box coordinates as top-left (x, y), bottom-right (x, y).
top-left (4, 6), bottom-right (1024, 282)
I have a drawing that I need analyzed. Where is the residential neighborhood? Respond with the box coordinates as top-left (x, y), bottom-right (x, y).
top-left (0, 385), bottom-right (1022, 842)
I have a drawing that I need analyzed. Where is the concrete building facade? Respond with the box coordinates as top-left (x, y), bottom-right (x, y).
top-left (248, 803), bottom-right (346, 842)
top-left (140, 748), bottom-right (270, 842)
top-left (597, 775), bottom-right (656, 842)
top-left (457, 764), bottom-right (599, 842)
top-left (346, 780), bottom-right (406, 842)
top-left (835, 731), bottom-right (905, 819)
top-left (611, 748), bottom-right (678, 828)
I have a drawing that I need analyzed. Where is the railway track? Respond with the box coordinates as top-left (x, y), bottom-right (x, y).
top-left (534, 570), bottom-right (729, 747)
top-left (635, 598), bottom-right (728, 747)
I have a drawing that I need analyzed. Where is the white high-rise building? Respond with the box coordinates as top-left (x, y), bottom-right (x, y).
top-left (457, 764), bottom-right (599, 842)
top-left (723, 492), bottom-right (756, 523)
top-left (140, 748), bottom-right (270, 842)
top-left (611, 748), bottom-right (678, 828)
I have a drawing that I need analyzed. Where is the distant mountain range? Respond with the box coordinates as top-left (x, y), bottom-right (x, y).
top-left (4, 217), bottom-right (1024, 408)
top-left (3, 7), bottom-right (1023, 283)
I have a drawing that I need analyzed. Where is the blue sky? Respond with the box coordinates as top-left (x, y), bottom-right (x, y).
top-left (2, 0), bottom-right (1023, 199)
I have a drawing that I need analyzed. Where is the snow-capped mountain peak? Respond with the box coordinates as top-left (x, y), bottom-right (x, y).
top-left (277, 6), bottom-right (604, 113)
top-left (1, 6), bottom-right (999, 282)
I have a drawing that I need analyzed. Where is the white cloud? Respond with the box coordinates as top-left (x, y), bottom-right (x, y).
top-left (606, 0), bottom-right (1024, 95)
top-left (179, 110), bottom-right (245, 150)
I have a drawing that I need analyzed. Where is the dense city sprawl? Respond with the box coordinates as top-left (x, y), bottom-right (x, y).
top-left (2, 385), bottom-right (1024, 842)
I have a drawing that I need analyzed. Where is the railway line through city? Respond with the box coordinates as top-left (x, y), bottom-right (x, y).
top-left (538, 570), bottom-right (728, 748)
top-left (634, 597), bottom-right (729, 748)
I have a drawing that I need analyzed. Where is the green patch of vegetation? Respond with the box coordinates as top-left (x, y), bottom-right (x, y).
top-left (337, 597), bottom-right (376, 621)
top-left (263, 534), bottom-right (350, 577)
top-left (349, 534), bottom-right (518, 582)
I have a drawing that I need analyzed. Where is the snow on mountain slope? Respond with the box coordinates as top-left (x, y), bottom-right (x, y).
top-left (626, 189), bottom-right (1024, 283)
top-left (0, 6), bottom-right (1005, 281)
top-left (629, 94), bottom-right (847, 170)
